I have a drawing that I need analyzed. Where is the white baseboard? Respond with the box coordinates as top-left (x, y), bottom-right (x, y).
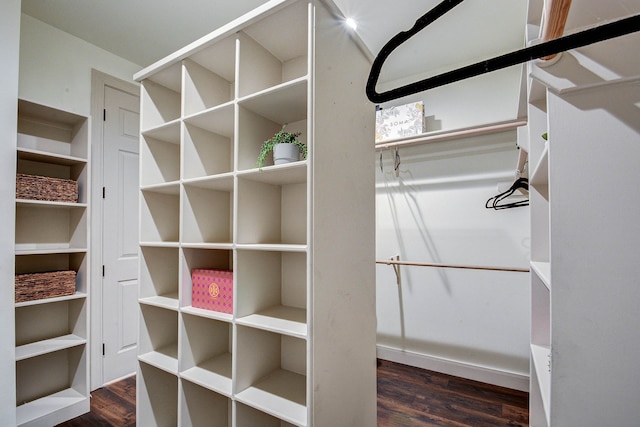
top-left (376, 345), bottom-right (530, 392)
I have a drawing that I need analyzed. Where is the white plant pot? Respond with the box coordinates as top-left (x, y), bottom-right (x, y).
top-left (273, 143), bottom-right (300, 165)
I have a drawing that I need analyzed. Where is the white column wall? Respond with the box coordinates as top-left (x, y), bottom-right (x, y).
top-left (0, 0), bottom-right (21, 425)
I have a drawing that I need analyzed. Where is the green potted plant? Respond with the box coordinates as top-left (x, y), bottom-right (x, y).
top-left (256, 125), bottom-right (307, 168)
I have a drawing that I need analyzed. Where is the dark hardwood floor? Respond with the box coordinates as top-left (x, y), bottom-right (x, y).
top-left (56, 360), bottom-right (528, 426)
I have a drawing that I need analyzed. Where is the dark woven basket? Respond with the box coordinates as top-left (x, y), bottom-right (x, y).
top-left (15, 270), bottom-right (77, 303)
top-left (16, 173), bottom-right (78, 203)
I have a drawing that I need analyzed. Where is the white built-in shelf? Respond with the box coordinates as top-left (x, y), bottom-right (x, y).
top-left (183, 102), bottom-right (235, 136)
top-left (235, 369), bottom-right (307, 427)
top-left (531, 344), bottom-right (551, 425)
top-left (180, 352), bottom-right (233, 397)
top-left (16, 388), bottom-right (87, 427)
top-left (530, 261), bottom-right (551, 290)
top-left (238, 77), bottom-right (308, 125)
top-left (139, 346), bottom-right (179, 375)
top-left (181, 305), bottom-right (233, 323)
top-left (16, 199), bottom-right (87, 209)
top-left (182, 174), bottom-right (234, 191)
top-left (530, 145), bottom-right (549, 199)
top-left (15, 247), bottom-right (87, 256)
top-left (139, 294), bottom-right (180, 311)
top-left (235, 243), bottom-right (307, 252)
top-left (15, 292), bottom-right (87, 308)
top-left (15, 334), bottom-right (86, 361)
top-left (17, 148), bottom-right (87, 166)
top-left (238, 161), bottom-right (307, 184)
top-left (135, 1), bottom-right (376, 425)
top-left (236, 305), bottom-right (307, 338)
top-left (13, 99), bottom-right (91, 426)
top-left (141, 119), bottom-right (181, 141)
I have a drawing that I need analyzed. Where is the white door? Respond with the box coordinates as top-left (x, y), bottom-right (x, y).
top-left (102, 85), bottom-right (140, 382)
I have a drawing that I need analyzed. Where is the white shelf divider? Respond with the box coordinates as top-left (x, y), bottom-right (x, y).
top-left (15, 334), bottom-right (86, 361)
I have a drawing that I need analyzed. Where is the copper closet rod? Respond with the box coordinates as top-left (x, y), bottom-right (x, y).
top-left (376, 258), bottom-right (529, 273)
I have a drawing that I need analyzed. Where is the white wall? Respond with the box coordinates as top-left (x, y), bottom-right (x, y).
top-left (19, 13), bottom-right (142, 116)
top-left (1, 1), bottom-right (20, 425)
top-left (375, 65), bottom-right (531, 391)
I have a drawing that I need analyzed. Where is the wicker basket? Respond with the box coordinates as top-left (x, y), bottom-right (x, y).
top-left (15, 270), bottom-right (77, 303)
top-left (16, 173), bottom-right (78, 203)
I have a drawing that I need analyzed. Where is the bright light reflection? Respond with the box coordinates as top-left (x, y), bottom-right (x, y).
top-left (345, 17), bottom-right (358, 30)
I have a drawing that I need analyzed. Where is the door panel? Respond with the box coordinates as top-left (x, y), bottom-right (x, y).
top-left (103, 85), bottom-right (140, 382)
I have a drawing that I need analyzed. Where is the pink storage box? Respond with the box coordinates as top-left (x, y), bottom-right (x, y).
top-left (191, 269), bottom-right (233, 314)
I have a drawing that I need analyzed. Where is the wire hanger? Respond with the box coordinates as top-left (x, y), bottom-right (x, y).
top-left (485, 177), bottom-right (529, 210)
top-left (366, 0), bottom-right (640, 103)
top-left (379, 148), bottom-right (402, 177)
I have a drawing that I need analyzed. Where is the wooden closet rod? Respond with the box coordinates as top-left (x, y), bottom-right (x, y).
top-left (541, 0), bottom-right (573, 60)
top-left (377, 259), bottom-right (529, 273)
top-left (374, 119), bottom-right (526, 151)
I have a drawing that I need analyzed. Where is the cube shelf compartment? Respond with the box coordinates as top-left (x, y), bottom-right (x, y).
top-left (17, 99), bottom-right (89, 160)
top-left (179, 313), bottom-right (232, 397)
top-left (16, 203), bottom-right (87, 252)
top-left (236, 1), bottom-right (308, 98)
top-left (183, 38), bottom-right (236, 117)
top-left (180, 379), bottom-right (231, 427)
top-left (182, 181), bottom-right (234, 245)
top-left (237, 108), bottom-right (307, 171)
top-left (135, 0), bottom-right (376, 425)
top-left (15, 298), bottom-right (87, 361)
top-left (140, 186), bottom-right (180, 244)
top-left (236, 173), bottom-right (307, 246)
top-left (235, 326), bottom-right (307, 426)
top-left (139, 246), bottom-right (179, 309)
top-left (141, 122), bottom-right (181, 186)
top-left (16, 346), bottom-right (88, 426)
top-left (183, 114), bottom-right (234, 179)
top-left (236, 402), bottom-right (297, 427)
top-left (139, 304), bottom-right (179, 374)
top-left (140, 64), bottom-right (182, 131)
top-left (180, 247), bottom-right (233, 315)
top-left (236, 249), bottom-right (307, 338)
top-left (138, 362), bottom-right (178, 427)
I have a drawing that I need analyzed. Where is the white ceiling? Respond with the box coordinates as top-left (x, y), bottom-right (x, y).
top-left (21, 0), bottom-right (527, 84)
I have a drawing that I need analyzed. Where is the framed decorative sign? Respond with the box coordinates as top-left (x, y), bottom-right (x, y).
top-left (375, 102), bottom-right (424, 142)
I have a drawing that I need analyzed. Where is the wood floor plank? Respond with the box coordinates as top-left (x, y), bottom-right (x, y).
top-left (57, 360), bottom-right (528, 426)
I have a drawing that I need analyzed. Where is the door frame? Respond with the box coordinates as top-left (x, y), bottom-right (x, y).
top-left (90, 70), bottom-right (139, 390)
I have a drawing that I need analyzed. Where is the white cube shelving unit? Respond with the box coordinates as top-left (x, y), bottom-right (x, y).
top-left (524, 0), bottom-right (640, 425)
top-left (135, 0), bottom-right (377, 426)
top-left (14, 99), bottom-right (91, 426)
